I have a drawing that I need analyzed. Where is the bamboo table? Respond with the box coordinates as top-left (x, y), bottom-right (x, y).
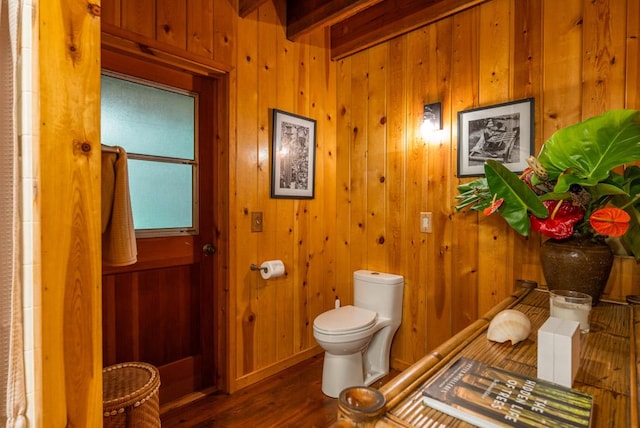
top-left (340, 286), bottom-right (639, 427)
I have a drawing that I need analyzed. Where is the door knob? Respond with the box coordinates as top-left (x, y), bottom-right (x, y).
top-left (202, 244), bottom-right (216, 256)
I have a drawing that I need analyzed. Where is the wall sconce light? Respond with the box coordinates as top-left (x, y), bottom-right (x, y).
top-left (422, 102), bottom-right (442, 134)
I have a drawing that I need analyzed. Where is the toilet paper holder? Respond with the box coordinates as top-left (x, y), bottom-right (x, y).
top-left (250, 263), bottom-right (268, 273)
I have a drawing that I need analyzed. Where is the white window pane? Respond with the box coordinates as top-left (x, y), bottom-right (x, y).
top-left (101, 74), bottom-right (195, 160)
top-left (128, 160), bottom-right (193, 230)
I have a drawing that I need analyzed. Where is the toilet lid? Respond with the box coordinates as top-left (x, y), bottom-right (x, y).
top-left (314, 305), bottom-right (377, 334)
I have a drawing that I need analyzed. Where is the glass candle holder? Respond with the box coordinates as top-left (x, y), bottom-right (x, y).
top-left (549, 290), bottom-right (592, 333)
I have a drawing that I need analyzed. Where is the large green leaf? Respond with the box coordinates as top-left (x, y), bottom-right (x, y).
top-left (537, 110), bottom-right (640, 192)
top-left (484, 160), bottom-right (548, 236)
top-left (619, 166), bottom-right (640, 260)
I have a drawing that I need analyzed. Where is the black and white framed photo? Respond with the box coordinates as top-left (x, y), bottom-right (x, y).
top-left (457, 98), bottom-right (534, 177)
top-left (271, 109), bottom-right (316, 199)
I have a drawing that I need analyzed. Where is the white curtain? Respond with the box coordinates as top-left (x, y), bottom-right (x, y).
top-left (0, 0), bottom-right (27, 427)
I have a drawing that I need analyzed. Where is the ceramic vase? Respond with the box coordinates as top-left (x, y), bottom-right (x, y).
top-left (540, 235), bottom-right (614, 305)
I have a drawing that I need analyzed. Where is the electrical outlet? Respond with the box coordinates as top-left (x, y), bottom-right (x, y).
top-left (420, 212), bottom-right (433, 233)
top-left (251, 212), bottom-right (263, 232)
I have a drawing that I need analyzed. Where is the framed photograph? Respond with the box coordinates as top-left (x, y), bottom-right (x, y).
top-left (271, 109), bottom-right (316, 199)
top-left (457, 98), bottom-right (534, 177)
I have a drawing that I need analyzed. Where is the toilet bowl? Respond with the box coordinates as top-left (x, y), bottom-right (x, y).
top-left (313, 270), bottom-right (404, 398)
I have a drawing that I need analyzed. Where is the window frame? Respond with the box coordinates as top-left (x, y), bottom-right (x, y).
top-left (101, 69), bottom-right (200, 238)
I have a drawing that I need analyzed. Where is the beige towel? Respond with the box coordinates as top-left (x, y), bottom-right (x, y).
top-left (102, 147), bottom-right (137, 266)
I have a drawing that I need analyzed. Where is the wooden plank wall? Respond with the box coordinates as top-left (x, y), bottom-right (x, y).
top-left (337, 0), bottom-right (640, 370)
top-left (95, 0), bottom-right (640, 400)
top-left (100, 0), bottom-right (338, 393)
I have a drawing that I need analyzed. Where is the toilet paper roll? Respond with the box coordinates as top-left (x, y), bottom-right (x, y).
top-left (260, 260), bottom-right (285, 280)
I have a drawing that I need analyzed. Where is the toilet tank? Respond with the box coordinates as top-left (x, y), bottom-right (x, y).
top-left (353, 270), bottom-right (404, 321)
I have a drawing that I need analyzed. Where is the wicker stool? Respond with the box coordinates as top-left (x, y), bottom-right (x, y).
top-left (103, 362), bottom-right (161, 428)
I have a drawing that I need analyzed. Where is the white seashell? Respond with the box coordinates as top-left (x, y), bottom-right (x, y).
top-left (486, 309), bottom-right (531, 345)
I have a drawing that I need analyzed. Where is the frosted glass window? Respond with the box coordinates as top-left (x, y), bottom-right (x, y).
top-left (102, 74), bottom-right (195, 159)
top-left (128, 160), bottom-right (193, 230)
top-left (101, 72), bottom-right (198, 235)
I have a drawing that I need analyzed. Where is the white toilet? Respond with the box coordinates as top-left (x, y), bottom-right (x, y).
top-left (313, 270), bottom-right (404, 398)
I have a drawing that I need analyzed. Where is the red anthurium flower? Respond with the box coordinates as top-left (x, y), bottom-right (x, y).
top-left (590, 207), bottom-right (630, 237)
top-left (530, 200), bottom-right (585, 239)
top-left (483, 196), bottom-right (504, 216)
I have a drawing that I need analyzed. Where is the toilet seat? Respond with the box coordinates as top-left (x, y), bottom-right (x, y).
top-left (313, 305), bottom-right (377, 335)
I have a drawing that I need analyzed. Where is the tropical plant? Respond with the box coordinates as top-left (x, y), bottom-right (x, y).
top-left (455, 109), bottom-right (640, 261)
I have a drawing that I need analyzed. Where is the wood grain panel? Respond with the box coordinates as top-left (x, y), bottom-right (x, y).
top-left (112, 273), bottom-right (140, 362)
top-left (122, 0), bottom-right (156, 38)
top-left (349, 52), bottom-right (369, 279)
top-left (404, 27), bottom-right (429, 362)
top-left (138, 267), bottom-right (200, 364)
top-left (366, 43), bottom-right (388, 269)
top-left (256, 1), bottom-right (280, 369)
top-left (384, 38), bottom-right (407, 273)
top-left (336, 57), bottom-right (354, 305)
top-left (212, 68), bottom-right (231, 394)
top-left (274, 0), bottom-right (297, 364)
top-left (582, 0), bottom-right (626, 117)
top-left (627, 0), bottom-right (640, 109)
top-left (476, 0), bottom-right (512, 315)
top-left (449, 7), bottom-right (480, 334)
top-left (222, 0), bottom-right (240, 393)
top-left (157, 0), bottom-right (188, 49)
top-left (197, 74), bottom-right (221, 393)
top-left (102, 276), bottom-right (118, 365)
top-left (512, 0), bottom-right (544, 286)
top-left (101, 0), bottom-right (122, 27)
top-left (293, 36), bottom-right (312, 354)
top-left (385, 36), bottom-right (408, 367)
top-left (426, 20), bottom-right (454, 352)
top-left (212, 0), bottom-right (236, 65)
top-left (607, 257), bottom-right (640, 298)
top-left (104, 266), bottom-right (202, 366)
top-left (307, 28), bottom-right (336, 351)
top-left (311, 25), bottom-right (339, 317)
top-left (235, 7), bottom-right (260, 379)
top-left (102, 236), bottom-right (197, 275)
top-left (40, 1), bottom-right (103, 425)
top-left (424, 24), bottom-right (444, 353)
top-left (187, 0), bottom-right (214, 57)
top-left (542, 0), bottom-right (582, 132)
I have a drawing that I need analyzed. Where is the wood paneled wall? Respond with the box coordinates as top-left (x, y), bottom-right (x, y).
top-left (100, 0), bottom-right (338, 393)
top-left (230, 2), bottom-right (337, 390)
top-left (337, 0), bottom-right (640, 370)
top-left (96, 0), bottom-right (640, 401)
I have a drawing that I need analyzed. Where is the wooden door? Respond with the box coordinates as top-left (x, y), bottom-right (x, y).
top-left (101, 50), bottom-right (220, 404)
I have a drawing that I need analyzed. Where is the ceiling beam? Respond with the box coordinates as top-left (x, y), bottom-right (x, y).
top-left (287, 0), bottom-right (384, 40)
top-left (330, 0), bottom-right (489, 60)
top-left (239, 0), bottom-right (270, 17)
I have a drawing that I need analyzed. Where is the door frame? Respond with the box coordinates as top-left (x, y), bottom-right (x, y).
top-left (100, 24), bottom-right (231, 395)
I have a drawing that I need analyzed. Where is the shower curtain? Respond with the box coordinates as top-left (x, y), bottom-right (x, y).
top-left (1, 0), bottom-right (27, 426)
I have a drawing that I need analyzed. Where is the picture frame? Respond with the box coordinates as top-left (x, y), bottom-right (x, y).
top-left (457, 98), bottom-right (534, 177)
top-left (271, 109), bottom-right (316, 199)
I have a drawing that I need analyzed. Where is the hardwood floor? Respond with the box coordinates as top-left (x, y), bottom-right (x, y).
top-left (160, 354), bottom-right (399, 428)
